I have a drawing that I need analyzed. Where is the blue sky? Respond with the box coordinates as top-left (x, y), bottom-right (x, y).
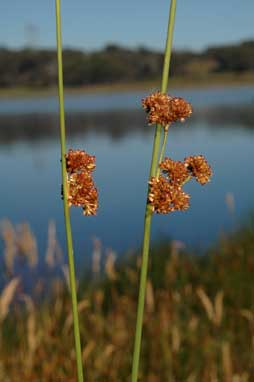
top-left (1, 0), bottom-right (254, 51)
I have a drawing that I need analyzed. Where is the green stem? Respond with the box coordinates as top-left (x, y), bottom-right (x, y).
top-left (161, 0), bottom-right (177, 93)
top-left (156, 129), bottom-right (169, 178)
top-left (55, 1), bottom-right (84, 381)
top-left (131, 1), bottom-right (177, 382)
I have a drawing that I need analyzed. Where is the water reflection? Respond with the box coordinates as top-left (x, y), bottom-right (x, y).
top-left (1, 105), bottom-right (254, 145)
top-left (0, 110), bottom-right (146, 143)
top-left (0, 87), bottom-right (254, 261)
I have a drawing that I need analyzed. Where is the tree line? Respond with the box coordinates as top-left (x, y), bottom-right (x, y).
top-left (1, 40), bottom-right (254, 87)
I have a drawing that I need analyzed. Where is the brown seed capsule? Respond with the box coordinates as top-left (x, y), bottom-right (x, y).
top-left (82, 188), bottom-right (98, 216)
top-left (171, 187), bottom-right (190, 211)
top-left (184, 155), bottom-right (212, 185)
top-left (65, 148), bottom-right (98, 216)
top-left (65, 149), bottom-right (96, 174)
top-left (160, 157), bottom-right (189, 185)
top-left (168, 97), bottom-right (192, 123)
top-left (148, 176), bottom-right (174, 214)
top-left (142, 92), bottom-right (192, 128)
top-left (148, 176), bottom-right (190, 214)
top-left (142, 91), bottom-right (172, 127)
top-left (68, 172), bottom-right (98, 216)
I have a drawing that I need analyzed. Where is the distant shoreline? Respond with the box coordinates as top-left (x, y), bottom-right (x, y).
top-left (1, 73), bottom-right (254, 99)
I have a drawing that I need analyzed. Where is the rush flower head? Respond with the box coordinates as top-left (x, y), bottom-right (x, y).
top-left (148, 177), bottom-right (190, 214)
top-left (168, 97), bottom-right (192, 123)
top-left (142, 91), bottom-right (172, 127)
top-left (142, 92), bottom-right (192, 129)
top-left (170, 187), bottom-right (190, 211)
top-left (160, 157), bottom-right (189, 185)
top-left (149, 153), bottom-right (212, 215)
top-left (68, 172), bottom-right (98, 216)
top-left (148, 176), bottom-right (174, 214)
top-left (65, 148), bottom-right (98, 216)
top-left (184, 155), bottom-right (212, 185)
top-left (65, 149), bottom-right (96, 174)
top-left (82, 188), bottom-right (98, 216)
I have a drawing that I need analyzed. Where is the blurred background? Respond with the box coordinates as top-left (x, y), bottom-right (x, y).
top-left (1, 0), bottom-right (254, 265)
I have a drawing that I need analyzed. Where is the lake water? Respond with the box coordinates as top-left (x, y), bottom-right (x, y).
top-left (1, 86), bottom-right (254, 265)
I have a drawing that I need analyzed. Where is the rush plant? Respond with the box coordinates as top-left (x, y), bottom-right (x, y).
top-left (130, 1), bottom-right (212, 381)
top-left (55, 1), bottom-right (98, 381)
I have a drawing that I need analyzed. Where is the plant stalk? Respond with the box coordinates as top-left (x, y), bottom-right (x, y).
top-left (55, 1), bottom-right (84, 381)
top-left (131, 1), bottom-right (177, 382)
top-left (156, 129), bottom-right (169, 178)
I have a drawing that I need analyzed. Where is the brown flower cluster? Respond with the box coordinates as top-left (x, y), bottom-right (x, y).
top-left (66, 149), bottom-right (96, 173)
top-left (184, 155), bottom-right (212, 185)
top-left (168, 97), bottom-right (193, 124)
top-left (65, 149), bottom-right (98, 216)
top-left (149, 177), bottom-right (190, 214)
top-left (142, 91), bottom-right (192, 128)
top-left (160, 157), bottom-right (189, 185)
top-left (148, 155), bottom-right (212, 214)
top-left (142, 92), bottom-right (172, 127)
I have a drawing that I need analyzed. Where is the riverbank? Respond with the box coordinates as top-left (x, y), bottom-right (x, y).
top-left (1, 72), bottom-right (254, 99)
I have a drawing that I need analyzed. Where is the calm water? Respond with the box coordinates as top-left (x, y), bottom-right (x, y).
top-left (1, 86), bottom-right (254, 264)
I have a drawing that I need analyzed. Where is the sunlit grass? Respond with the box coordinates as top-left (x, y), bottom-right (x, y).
top-left (0, 221), bottom-right (254, 381)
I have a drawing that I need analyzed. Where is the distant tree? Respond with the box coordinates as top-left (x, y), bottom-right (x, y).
top-left (0, 40), bottom-right (254, 88)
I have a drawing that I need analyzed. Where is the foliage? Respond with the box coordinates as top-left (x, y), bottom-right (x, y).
top-left (1, 40), bottom-right (254, 88)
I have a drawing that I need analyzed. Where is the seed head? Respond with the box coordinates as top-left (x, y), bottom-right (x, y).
top-left (184, 155), bottom-right (212, 185)
top-left (160, 157), bottom-right (189, 185)
top-left (68, 172), bottom-right (98, 216)
top-left (65, 149), bottom-right (98, 216)
top-left (148, 176), bottom-right (190, 214)
top-left (170, 187), bottom-right (190, 211)
top-left (168, 97), bottom-right (192, 123)
top-left (142, 92), bottom-right (192, 128)
top-left (82, 188), bottom-right (98, 216)
top-left (65, 149), bottom-right (96, 174)
top-left (142, 91), bottom-right (172, 127)
top-left (148, 176), bottom-right (174, 214)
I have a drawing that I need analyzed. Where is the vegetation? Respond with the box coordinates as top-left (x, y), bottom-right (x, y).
top-left (130, 1), bottom-right (179, 381)
top-left (0, 221), bottom-right (254, 381)
top-left (55, 0), bottom-right (84, 380)
top-left (1, 40), bottom-right (254, 88)
top-left (132, 2), bottom-right (212, 381)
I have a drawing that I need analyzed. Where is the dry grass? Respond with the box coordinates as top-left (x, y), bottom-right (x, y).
top-left (0, 220), bottom-right (254, 381)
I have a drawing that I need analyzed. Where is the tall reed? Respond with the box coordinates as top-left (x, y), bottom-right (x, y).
top-left (55, 1), bottom-right (84, 381)
top-left (131, 1), bottom-right (177, 381)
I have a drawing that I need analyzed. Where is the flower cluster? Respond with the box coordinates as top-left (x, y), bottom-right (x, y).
top-left (142, 91), bottom-right (192, 129)
top-left (160, 157), bottom-right (189, 185)
top-left (184, 155), bottom-right (212, 185)
top-left (148, 155), bottom-right (212, 214)
top-left (66, 149), bottom-right (96, 173)
top-left (149, 176), bottom-right (190, 214)
top-left (65, 149), bottom-right (98, 216)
